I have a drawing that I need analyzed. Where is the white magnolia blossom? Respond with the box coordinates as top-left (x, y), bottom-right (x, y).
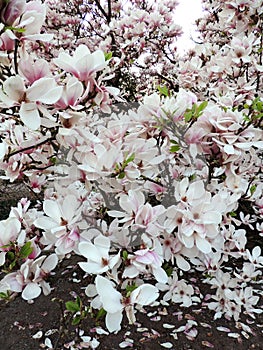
top-left (95, 275), bottom-right (159, 333)
top-left (78, 235), bottom-right (121, 275)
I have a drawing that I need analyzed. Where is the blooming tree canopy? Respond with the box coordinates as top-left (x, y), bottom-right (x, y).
top-left (0, 0), bottom-right (262, 337)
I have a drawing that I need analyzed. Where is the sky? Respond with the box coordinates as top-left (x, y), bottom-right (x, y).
top-left (174, 0), bottom-right (204, 53)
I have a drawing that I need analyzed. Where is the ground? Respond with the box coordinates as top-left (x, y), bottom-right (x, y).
top-left (0, 183), bottom-right (262, 350)
top-left (0, 253), bottom-right (262, 350)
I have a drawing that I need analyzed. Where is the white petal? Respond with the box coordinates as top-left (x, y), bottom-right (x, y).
top-left (43, 200), bottom-right (62, 223)
top-left (85, 284), bottom-right (97, 297)
top-left (95, 276), bottom-right (122, 313)
top-left (0, 252), bottom-right (6, 266)
top-left (78, 242), bottom-right (102, 262)
top-left (105, 310), bottom-right (123, 333)
top-left (27, 78), bottom-right (62, 104)
top-left (3, 75), bottom-right (25, 102)
top-left (78, 261), bottom-right (108, 274)
top-left (23, 34), bottom-right (54, 42)
top-left (34, 217), bottom-right (58, 230)
top-left (22, 282), bottom-right (41, 300)
top-left (41, 254), bottom-right (58, 272)
top-left (20, 102), bottom-right (40, 130)
top-left (61, 195), bottom-right (78, 221)
top-left (94, 235), bottom-right (110, 256)
top-left (195, 236), bottom-right (211, 254)
top-left (202, 211), bottom-right (221, 224)
top-left (130, 284), bottom-right (159, 306)
top-left (175, 255), bottom-right (190, 271)
top-left (152, 267), bottom-right (168, 284)
top-left (53, 52), bottom-right (77, 75)
top-left (0, 142), bottom-right (7, 160)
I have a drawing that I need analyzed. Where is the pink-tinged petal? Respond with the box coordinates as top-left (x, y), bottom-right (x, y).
top-left (66, 77), bottom-right (83, 106)
top-left (74, 44), bottom-right (91, 61)
top-left (41, 254), bottom-right (58, 272)
top-left (131, 284), bottom-right (159, 306)
top-left (53, 52), bottom-right (78, 76)
top-left (20, 102), bottom-right (40, 130)
top-left (27, 78), bottom-right (62, 104)
top-left (1, 272), bottom-right (23, 292)
top-left (95, 276), bottom-right (122, 313)
top-left (22, 282), bottom-right (41, 300)
top-left (195, 236), bottom-right (211, 254)
top-left (43, 200), bottom-right (62, 224)
top-left (19, 57), bottom-right (50, 84)
top-left (1, 0), bottom-right (26, 26)
top-left (105, 310), bottom-right (123, 333)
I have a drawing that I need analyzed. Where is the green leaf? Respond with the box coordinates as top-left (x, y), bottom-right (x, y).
top-left (162, 263), bottom-right (173, 277)
top-left (19, 242), bottom-right (33, 259)
top-left (66, 301), bottom-right (80, 313)
top-left (118, 171), bottom-right (125, 179)
top-left (104, 52), bottom-right (113, 61)
top-left (0, 292), bottom-right (10, 300)
top-left (9, 260), bottom-right (17, 270)
top-left (170, 144), bottom-right (180, 153)
top-left (126, 283), bottom-right (137, 294)
top-left (184, 110), bottom-right (193, 122)
top-left (157, 85), bottom-right (169, 97)
top-left (122, 250), bottom-right (128, 260)
top-left (5, 26), bottom-right (26, 33)
top-left (6, 251), bottom-right (15, 261)
top-left (125, 153), bottom-right (135, 164)
top-left (228, 211), bottom-right (237, 217)
top-left (72, 315), bottom-right (81, 325)
top-left (197, 101), bottom-right (208, 116)
top-left (96, 308), bottom-right (107, 321)
top-left (250, 184), bottom-right (257, 196)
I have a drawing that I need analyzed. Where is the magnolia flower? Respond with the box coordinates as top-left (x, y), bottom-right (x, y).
top-left (78, 235), bottom-right (120, 275)
top-left (0, 75), bottom-right (62, 129)
top-left (17, 1), bottom-right (53, 41)
top-left (124, 248), bottom-right (168, 283)
top-left (34, 195), bottom-right (81, 255)
top-left (0, 217), bottom-right (21, 265)
top-left (95, 275), bottom-right (159, 333)
top-left (53, 45), bottom-right (107, 84)
top-left (157, 272), bottom-right (195, 307)
top-left (55, 76), bottom-right (84, 110)
top-left (18, 56), bottom-right (51, 84)
top-left (0, 254), bottom-right (58, 300)
top-left (108, 189), bottom-right (165, 236)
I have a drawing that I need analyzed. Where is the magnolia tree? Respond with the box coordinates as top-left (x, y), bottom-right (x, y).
top-left (0, 0), bottom-right (262, 336)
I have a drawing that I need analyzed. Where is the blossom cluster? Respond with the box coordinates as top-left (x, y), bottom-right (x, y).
top-left (0, 0), bottom-right (262, 335)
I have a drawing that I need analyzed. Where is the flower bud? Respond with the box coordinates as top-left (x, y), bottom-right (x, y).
top-left (1, 0), bottom-right (26, 26)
